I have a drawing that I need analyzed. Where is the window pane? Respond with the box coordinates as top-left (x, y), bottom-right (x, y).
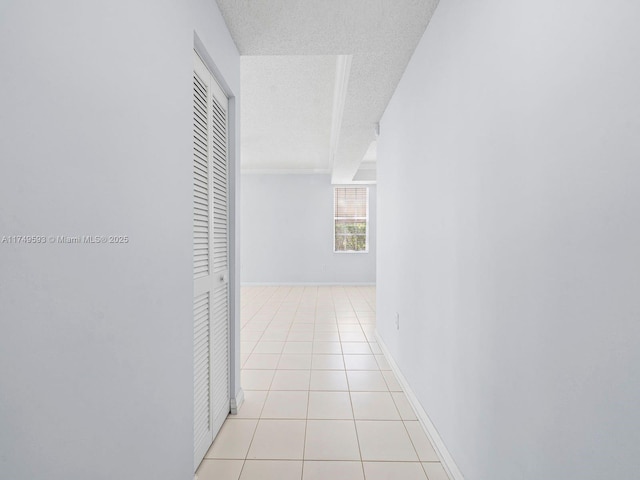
top-left (334, 186), bottom-right (368, 252)
top-left (334, 187), bottom-right (367, 217)
top-left (335, 234), bottom-right (367, 252)
top-left (335, 221), bottom-right (367, 235)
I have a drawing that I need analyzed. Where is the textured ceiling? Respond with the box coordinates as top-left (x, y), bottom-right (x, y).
top-left (217, 0), bottom-right (440, 182)
top-left (241, 56), bottom-right (336, 172)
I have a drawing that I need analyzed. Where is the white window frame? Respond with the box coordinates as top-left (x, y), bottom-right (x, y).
top-left (333, 186), bottom-right (369, 254)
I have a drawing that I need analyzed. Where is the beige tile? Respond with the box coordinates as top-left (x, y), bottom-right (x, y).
top-left (358, 317), bottom-right (376, 325)
top-left (242, 322), bottom-right (268, 332)
top-left (338, 324), bottom-right (362, 332)
top-left (270, 370), bottom-right (311, 391)
top-left (247, 420), bottom-right (306, 459)
top-left (235, 390), bottom-right (268, 418)
top-left (314, 332), bottom-right (341, 342)
top-left (361, 325), bottom-right (376, 335)
top-left (304, 420), bottom-right (361, 460)
top-left (272, 316), bottom-right (294, 324)
top-left (290, 325), bottom-right (314, 334)
top-left (271, 317), bottom-right (294, 325)
top-left (422, 462), bottom-right (450, 480)
top-left (346, 371), bottom-right (389, 392)
top-left (269, 315), bottom-right (293, 323)
top-left (354, 307), bottom-right (373, 314)
top-left (314, 324), bottom-right (339, 332)
top-left (302, 461), bottom-right (364, 480)
top-left (391, 392), bottom-right (417, 420)
top-left (239, 460), bottom-right (302, 480)
top-left (196, 459), bottom-right (243, 480)
top-left (364, 331), bottom-right (377, 342)
top-left (344, 354), bottom-right (379, 371)
top-left (339, 332), bottom-right (367, 342)
top-left (363, 462), bottom-right (427, 480)
top-left (261, 330), bottom-right (289, 341)
top-left (299, 308), bottom-right (317, 319)
top-left (205, 419), bottom-right (258, 459)
top-left (336, 316), bottom-right (360, 324)
top-left (307, 391), bottom-right (353, 419)
top-left (405, 422), bottom-right (439, 461)
top-left (315, 301), bottom-right (333, 309)
top-left (341, 342), bottom-right (372, 354)
top-left (312, 354), bottom-right (345, 370)
top-left (273, 320), bottom-right (295, 327)
top-left (244, 354), bottom-right (281, 370)
top-left (309, 370), bottom-right (349, 391)
top-left (252, 341), bottom-right (285, 354)
top-left (356, 421), bottom-right (418, 461)
top-left (293, 317), bottom-right (315, 325)
top-left (334, 306), bottom-right (355, 313)
top-left (315, 319), bottom-right (338, 327)
top-left (278, 303), bottom-right (298, 311)
top-left (261, 391), bottom-right (309, 419)
top-left (351, 392), bottom-right (401, 420)
top-left (335, 310), bottom-right (358, 317)
top-left (375, 354), bottom-right (392, 370)
top-left (382, 371), bottom-right (402, 391)
top-left (312, 342), bottom-right (342, 354)
top-left (239, 287), bottom-right (438, 473)
top-left (283, 342), bottom-right (313, 354)
top-left (242, 331), bottom-right (264, 342)
top-left (242, 369), bottom-right (275, 390)
top-left (287, 331), bottom-right (314, 342)
top-left (278, 354), bottom-right (312, 370)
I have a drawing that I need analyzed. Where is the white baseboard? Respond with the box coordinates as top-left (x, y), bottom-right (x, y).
top-left (230, 388), bottom-right (244, 415)
top-left (376, 331), bottom-right (465, 480)
top-left (241, 168), bottom-right (331, 175)
top-left (240, 282), bottom-right (376, 286)
top-left (240, 282), bottom-right (377, 286)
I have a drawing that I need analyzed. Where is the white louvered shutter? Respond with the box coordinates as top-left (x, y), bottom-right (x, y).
top-left (209, 76), bottom-right (230, 446)
top-left (193, 51), bottom-right (230, 470)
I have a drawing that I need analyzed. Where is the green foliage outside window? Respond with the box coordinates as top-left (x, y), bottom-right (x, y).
top-left (334, 187), bottom-right (368, 252)
top-left (335, 233), bottom-right (367, 252)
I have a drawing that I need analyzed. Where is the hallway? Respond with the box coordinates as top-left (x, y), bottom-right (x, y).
top-left (196, 286), bottom-right (450, 480)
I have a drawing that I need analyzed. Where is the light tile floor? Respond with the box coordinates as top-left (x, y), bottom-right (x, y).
top-left (196, 286), bottom-right (450, 480)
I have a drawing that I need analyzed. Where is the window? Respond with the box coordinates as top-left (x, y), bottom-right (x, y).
top-left (334, 187), bottom-right (369, 252)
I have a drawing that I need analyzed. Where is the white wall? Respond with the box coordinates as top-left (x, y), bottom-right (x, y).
top-left (0, 2), bottom-right (239, 479)
top-left (242, 174), bottom-right (376, 284)
top-left (377, 1), bottom-right (640, 479)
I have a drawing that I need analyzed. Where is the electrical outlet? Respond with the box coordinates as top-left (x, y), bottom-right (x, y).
top-left (395, 312), bottom-right (400, 330)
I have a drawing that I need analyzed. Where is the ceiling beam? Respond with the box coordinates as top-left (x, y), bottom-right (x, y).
top-left (329, 55), bottom-right (352, 175)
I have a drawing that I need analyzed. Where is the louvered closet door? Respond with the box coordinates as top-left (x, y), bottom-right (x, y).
top-left (193, 51), bottom-right (230, 470)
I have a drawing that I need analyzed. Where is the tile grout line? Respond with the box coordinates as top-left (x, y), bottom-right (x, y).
top-left (241, 286), bottom-right (295, 475)
top-left (293, 291), bottom-right (308, 480)
top-left (230, 286), bottom-right (434, 479)
top-left (343, 287), bottom-right (367, 480)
